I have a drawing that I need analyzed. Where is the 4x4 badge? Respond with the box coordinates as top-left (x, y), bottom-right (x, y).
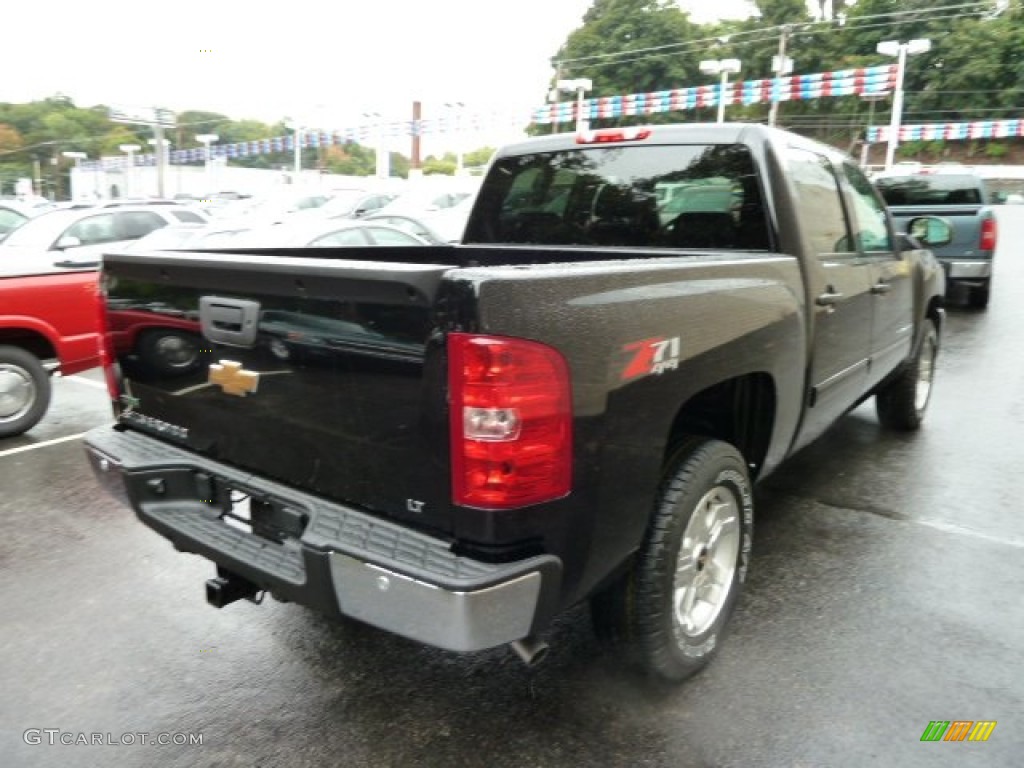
top-left (209, 360), bottom-right (259, 397)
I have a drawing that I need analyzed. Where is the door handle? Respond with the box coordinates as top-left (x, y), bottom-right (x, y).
top-left (815, 290), bottom-right (844, 307)
top-left (871, 280), bottom-right (892, 295)
top-left (199, 296), bottom-right (261, 347)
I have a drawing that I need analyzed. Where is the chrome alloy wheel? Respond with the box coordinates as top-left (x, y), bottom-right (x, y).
top-left (915, 331), bottom-right (937, 413)
top-left (673, 486), bottom-right (741, 638)
top-left (0, 364), bottom-right (35, 423)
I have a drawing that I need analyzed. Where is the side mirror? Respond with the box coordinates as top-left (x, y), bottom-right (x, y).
top-left (907, 216), bottom-right (953, 248)
top-left (56, 235), bottom-right (82, 250)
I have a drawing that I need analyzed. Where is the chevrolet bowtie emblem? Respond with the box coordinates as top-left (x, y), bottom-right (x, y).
top-left (209, 360), bottom-right (259, 397)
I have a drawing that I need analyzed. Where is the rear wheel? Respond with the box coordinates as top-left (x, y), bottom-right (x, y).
top-left (591, 438), bottom-right (753, 682)
top-left (0, 346), bottom-right (51, 438)
top-left (875, 319), bottom-right (938, 431)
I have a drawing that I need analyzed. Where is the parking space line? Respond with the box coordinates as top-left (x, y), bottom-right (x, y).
top-left (917, 518), bottom-right (1024, 549)
top-left (0, 433), bottom-right (89, 459)
top-left (64, 375), bottom-right (108, 390)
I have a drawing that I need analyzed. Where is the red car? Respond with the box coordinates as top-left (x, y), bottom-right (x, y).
top-left (0, 262), bottom-right (102, 436)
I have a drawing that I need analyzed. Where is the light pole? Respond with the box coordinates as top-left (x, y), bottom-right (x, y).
top-left (859, 92), bottom-right (890, 168)
top-left (876, 38), bottom-right (931, 170)
top-left (62, 151), bottom-right (87, 200)
top-left (556, 78), bottom-right (593, 132)
top-left (147, 138), bottom-right (171, 198)
top-left (362, 112), bottom-right (388, 180)
top-left (699, 59), bottom-right (742, 123)
top-left (119, 144), bottom-right (141, 198)
top-left (444, 101), bottom-right (465, 175)
top-left (195, 134), bottom-right (219, 193)
top-left (287, 121), bottom-right (302, 179)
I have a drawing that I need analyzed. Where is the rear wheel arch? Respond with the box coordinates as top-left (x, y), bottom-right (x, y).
top-left (662, 372), bottom-right (777, 480)
top-left (0, 328), bottom-right (58, 362)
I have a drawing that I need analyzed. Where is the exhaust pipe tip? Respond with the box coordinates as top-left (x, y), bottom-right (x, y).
top-left (510, 636), bottom-right (550, 667)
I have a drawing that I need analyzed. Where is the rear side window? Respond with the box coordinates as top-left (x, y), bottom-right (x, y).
top-left (310, 229), bottom-right (370, 247)
top-left (115, 211), bottom-right (167, 240)
top-left (64, 213), bottom-right (119, 246)
top-left (173, 210), bottom-right (206, 223)
top-left (875, 175), bottom-right (983, 205)
top-left (464, 144), bottom-right (770, 250)
top-left (787, 148), bottom-right (853, 259)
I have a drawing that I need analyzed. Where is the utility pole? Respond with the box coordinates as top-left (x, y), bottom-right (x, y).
top-left (411, 101), bottom-right (422, 172)
top-left (550, 61), bottom-right (563, 134)
top-left (768, 25), bottom-right (793, 128)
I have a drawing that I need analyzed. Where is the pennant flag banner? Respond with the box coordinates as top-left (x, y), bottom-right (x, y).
top-left (531, 63), bottom-right (897, 124)
top-left (80, 65), bottom-right (915, 173)
top-left (867, 119), bottom-right (1024, 144)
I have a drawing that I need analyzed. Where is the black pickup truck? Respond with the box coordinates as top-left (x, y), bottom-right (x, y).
top-left (84, 124), bottom-right (949, 682)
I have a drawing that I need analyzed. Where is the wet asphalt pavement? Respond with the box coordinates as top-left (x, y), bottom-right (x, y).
top-left (2, 213), bottom-right (1023, 767)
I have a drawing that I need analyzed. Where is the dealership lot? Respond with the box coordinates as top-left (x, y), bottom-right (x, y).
top-left (1, 211), bottom-right (1022, 767)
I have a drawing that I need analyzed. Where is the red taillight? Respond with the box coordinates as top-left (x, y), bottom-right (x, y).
top-left (576, 128), bottom-right (652, 144)
top-left (448, 333), bottom-right (572, 510)
top-left (979, 217), bottom-right (997, 252)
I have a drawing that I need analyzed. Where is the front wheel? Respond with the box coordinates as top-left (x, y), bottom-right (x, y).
top-left (875, 319), bottom-right (939, 431)
top-left (591, 438), bottom-right (753, 682)
top-left (0, 346), bottom-right (52, 438)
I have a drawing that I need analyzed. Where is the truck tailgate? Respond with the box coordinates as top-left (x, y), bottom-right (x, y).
top-left (887, 205), bottom-right (987, 252)
top-left (101, 248), bottom-right (458, 534)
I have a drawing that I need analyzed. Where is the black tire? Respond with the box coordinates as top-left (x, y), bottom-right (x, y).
top-left (137, 329), bottom-right (202, 376)
top-left (0, 345), bottom-right (51, 438)
top-left (591, 438), bottom-right (753, 682)
top-left (875, 319), bottom-right (939, 431)
top-left (967, 283), bottom-right (990, 310)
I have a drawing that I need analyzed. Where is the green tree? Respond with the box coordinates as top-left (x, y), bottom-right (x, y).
top-left (547, 0), bottom-right (700, 129)
top-left (422, 154), bottom-right (457, 175)
top-left (464, 147), bottom-right (495, 167)
top-left (753, 0), bottom-right (810, 26)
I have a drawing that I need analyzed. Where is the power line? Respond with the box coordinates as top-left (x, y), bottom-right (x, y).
top-left (556, 2), bottom-right (990, 69)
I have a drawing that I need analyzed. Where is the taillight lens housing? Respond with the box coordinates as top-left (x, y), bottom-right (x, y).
top-left (448, 333), bottom-right (572, 509)
top-left (979, 217), bottom-right (997, 252)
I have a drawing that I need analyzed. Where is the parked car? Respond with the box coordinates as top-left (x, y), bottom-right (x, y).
top-left (0, 205), bottom-right (209, 266)
top-left (0, 202), bottom-right (35, 240)
top-left (207, 191), bottom-right (332, 225)
top-left (0, 197), bottom-right (57, 240)
top-left (121, 223), bottom-right (253, 252)
top-left (360, 213), bottom-right (453, 244)
top-left (0, 258), bottom-right (102, 436)
top-left (874, 171), bottom-right (997, 308)
top-left (225, 220), bottom-right (430, 248)
top-left (314, 189), bottom-right (396, 219)
top-left (376, 184), bottom-right (477, 218)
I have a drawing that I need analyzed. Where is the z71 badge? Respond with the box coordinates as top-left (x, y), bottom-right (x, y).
top-left (621, 336), bottom-right (681, 380)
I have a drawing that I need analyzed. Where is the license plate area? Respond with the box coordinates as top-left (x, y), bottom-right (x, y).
top-left (219, 491), bottom-right (309, 545)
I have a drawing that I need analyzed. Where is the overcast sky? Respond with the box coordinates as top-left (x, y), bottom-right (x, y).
top-left (5, 0), bottom-right (768, 153)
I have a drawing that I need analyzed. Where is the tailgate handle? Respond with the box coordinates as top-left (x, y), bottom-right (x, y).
top-left (200, 297), bottom-right (260, 347)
